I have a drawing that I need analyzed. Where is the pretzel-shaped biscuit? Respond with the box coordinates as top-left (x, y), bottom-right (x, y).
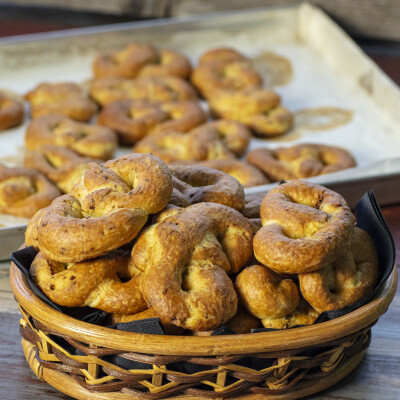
top-left (190, 120), bottom-right (251, 157)
top-left (253, 180), bottom-right (355, 274)
top-left (24, 145), bottom-right (99, 193)
top-left (191, 306), bottom-right (262, 336)
top-left (28, 154), bottom-right (172, 262)
top-left (299, 227), bottom-right (379, 312)
top-left (131, 202), bottom-right (253, 330)
top-left (192, 160), bottom-right (269, 188)
top-left (170, 165), bottom-right (245, 211)
top-left (0, 164), bottom-right (60, 218)
top-left (25, 115), bottom-right (118, 160)
top-left (198, 47), bottom-right (248, 65)
top-left (98, 99), bottom-right (206, 144)
top-left (0, 93), bottom-right (24, 130)
top-left (192, 48), bottom-right (262, 98)
top-left (236, 264), bottom-right (300, 329)
top-left (209, 89), bottom-right (293, 137)
top-left (133, 120), bottom-right (250, 163)
top-left (31, 251), bottom-right (146, 314)
top-left (89, 76), bottom-right (197, 106)
top-left (192, 60), bottom-right (263, 99)
top-left (93, 43), bottom-right (191, 79)
top-left (246, 144), bottom-right (356, 181)
top-left (25, 82), bottom-right (98, 122)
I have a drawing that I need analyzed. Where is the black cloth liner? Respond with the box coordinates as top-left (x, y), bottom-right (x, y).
top-left (10, 191), bottom-right (395, 372)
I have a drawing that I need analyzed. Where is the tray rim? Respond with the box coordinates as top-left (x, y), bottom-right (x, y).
top-left (9, 259), bottom-right (398, 357)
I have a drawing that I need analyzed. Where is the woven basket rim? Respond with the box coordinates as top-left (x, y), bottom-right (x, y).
top-left (10, 261), bottom-right (398, 356)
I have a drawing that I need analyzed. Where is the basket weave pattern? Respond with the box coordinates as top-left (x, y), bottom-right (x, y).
top-left (18, 304), bottom-right (373, 399)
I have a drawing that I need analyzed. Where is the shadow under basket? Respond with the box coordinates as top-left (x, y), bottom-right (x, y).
top-left (10, 260), bottom-right (398, 399)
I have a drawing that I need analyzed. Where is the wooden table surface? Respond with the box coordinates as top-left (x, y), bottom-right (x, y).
top-left (1, 5), bottom-right (400, 400)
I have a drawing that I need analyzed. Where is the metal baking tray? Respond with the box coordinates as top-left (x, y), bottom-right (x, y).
top-left (1, 3), bottom-right (400, 261)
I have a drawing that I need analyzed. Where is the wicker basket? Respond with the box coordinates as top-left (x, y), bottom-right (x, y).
top-left (10, 258), bottom-right (397, 400)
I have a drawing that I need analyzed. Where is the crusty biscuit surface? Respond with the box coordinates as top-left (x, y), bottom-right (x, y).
top-left (299, 227), bottom-right (379, 312)
top-left (27, 154), bottom-right (172, 262)
top-left (0, 164), bottom-right (60, 218)
top-left (247, 144), bottom-right (356, 182)
top-left (31, 250), bottom-right (146, 314)
top-left (131, 202), bottom-right (253, 331)
top-left (170, 165), bottom-right (245, 211)
top-left (253, 180), bottom-right (355, 273)
top-left (25, 114), bottom-right (117, 160)
top-left (0, 94), bottom-right (24, 130)
top-left (25, 82), bottom-right (98, 121)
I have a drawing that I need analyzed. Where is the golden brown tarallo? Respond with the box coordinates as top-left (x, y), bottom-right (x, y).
top-left (90, 76), bottom-right (197, 106)
top-left (179, 159), bottom-right (269, 188)
top-left (93, 43), bottom-right (191, 79)
top-left (0, 164), bottom-right (60, 218)
top-left (133, 120), bottom-right (250, 163)
top-left (131, 202), bottom-right (253, 331)
top-left (236, 264), bottom-right (300, 329)
top-left (98, 99), bottom-right (206, 144)
top-left (31, 250), bottom-right (146, 314)
top-left (253, 180), bottom-right (355, 273)
top-left (25, 115), bottom-right (118, 160)
top-left (24, 145), bottom-right (99, 193)
top-left (170, 165), bottom-right (245, 211)
top-left (25, 82), bottom-right (98, 122)
top-left (0, 93), bottom-right (24, 130)
top-left (299, 227), bottom-right (379, 312)
top-left (189, 120), bottom-right (251, 157)
top-left (209, 89), bottom-right (293, 137)
top-left (192, 47), bottom-right (262, 98)
top-left (246, 144), bottom-right (356, 182)
top-left (26, 154), bottom-right (173, 262)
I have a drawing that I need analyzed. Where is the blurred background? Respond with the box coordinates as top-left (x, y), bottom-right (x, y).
top-left (0, 0), bottom-right (399, 85)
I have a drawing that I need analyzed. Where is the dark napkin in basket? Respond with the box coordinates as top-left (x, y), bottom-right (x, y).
top-left (9, 190), bottom-right (396, 373)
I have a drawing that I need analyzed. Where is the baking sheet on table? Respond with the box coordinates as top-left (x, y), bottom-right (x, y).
top-left (1, 3), bottom-right (400, 260)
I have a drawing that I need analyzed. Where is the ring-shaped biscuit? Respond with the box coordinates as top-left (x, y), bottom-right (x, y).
top-left (131, 202), bottom-right (253, 330)
top-left (0, 164), bottom-right (60, 218)
top-left (246, 144), bottom-right (356, 181)
top-left (190, 120), bottom-right (251, 157)
top-left (24, 145), bottom-right (98, 193)
top-left (29, 153), bottom-right (172, 262)
top-left (133, 120), bottom-right (250, 163)
top-left (198, 47), bottom-right (248, 65)
top-left (176, 160), bottom-right (269, 188)
top-left (25, 82), bottom-right (98, 122)
top-left (31, 251), bottom-right (146, 314)
top-left (299, 227), bottom-right (379, 312)
top-left (236, 264), bottom-right (300, 329)
top-left (209, 89), bottom-right (293, 137)
top-left (98, 99), bottom-right (206, 144)
top-left (170, 165), bottom-right (245, 211)
top-left (192, 59), bottom-right (263, 99)
top-left (253, 180), bottom-right (355, 274)
top-left (0, 94), bottom-right (24, 130)
top-left (25, 114), bottom-right (118, 160)
top-left (93, 44), bottom-right (191, 79)
top-left (89, 76), bottom-right (197, 106)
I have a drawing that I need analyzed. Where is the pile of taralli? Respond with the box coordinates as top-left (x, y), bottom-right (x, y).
top-left (0, 44), bottom-right (358, 222)
top-left (24, 152), bottom-right (379, 334)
